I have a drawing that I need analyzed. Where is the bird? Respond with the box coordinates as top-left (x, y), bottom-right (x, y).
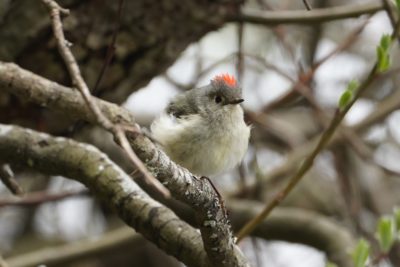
top-left (151, 74), bottom-right (250, 177)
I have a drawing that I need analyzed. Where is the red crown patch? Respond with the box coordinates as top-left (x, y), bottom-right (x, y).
top-left (213, 74), bottom-right (237, 87)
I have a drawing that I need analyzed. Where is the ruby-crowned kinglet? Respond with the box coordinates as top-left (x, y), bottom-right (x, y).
top-left (151, 74), bottom-right (250, 176)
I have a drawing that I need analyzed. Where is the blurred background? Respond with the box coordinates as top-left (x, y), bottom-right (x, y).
top-left (1, 0), bottom-right (400, 266)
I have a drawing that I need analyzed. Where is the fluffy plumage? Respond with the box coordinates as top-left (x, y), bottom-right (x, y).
top-left (151, 75), bottom-right (250, 176)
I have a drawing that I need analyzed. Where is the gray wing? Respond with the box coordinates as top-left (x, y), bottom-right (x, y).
top-left (166, 92), bottom-right (199, 118)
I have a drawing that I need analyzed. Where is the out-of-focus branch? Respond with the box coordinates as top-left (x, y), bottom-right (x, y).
top-left (0, 124), bottom-right (208, 267)
top-left (249, 19), bottom-right (375, 167)
top-left (302, 0), bottom-right (312, 11)
top-left (0, 189), bottom-right (88, 208)
top-left (238, 22), bottom-right (400, 240)
top-left (231, 2), bottom-right (383, 25)
top-left (228, 200), bottom-right (355, 267)
top-left (92, 0), bottom-right (125, 94)
top-left (159, 195), bottom-right (357, 267)
top-left (303, 0), bottom-right (312, 11)
top-left (252, 77), bottom-right (400, 187)
top-left (6, 227), bottom-right (141, 267)
top-left (381, 0), bottom-right (400, 44)
top-left (0, 255), bottom-right (9, 267)
top-left (382, 0), bottom-right (397, 33)
top-left (0, 62), bottom-right (250, 267)
top-left (236, 56), bottom-right (380, 241)
top-left (162, 196), bottom-right (356, 267)
top-left (0, 164), bottom-right (24, 195)
top-left (258, 18), bottom-right (367, 113)
top-left (7, 200), bottom-right (357, 267)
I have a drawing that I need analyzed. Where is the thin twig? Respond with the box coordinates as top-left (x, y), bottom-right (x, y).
top-left (260, 18), bottom-right (368, 113)
top-left (0, 164), bottom-right (24, 195)
top-left (382, 0), bottom-right (397, 30)
top-left (164, 45), bottom-right (205, 92)
top-left (236, 18), bottom-right (400, 239)
top-left (41, 0), bottom-right (169, 197)
top-left (254, 0), bottom-right (298, 65)
top-left (236, 64), bottom-right (378, 241)
top-left (237, 22), bottom-right (244, 81)
top-left (92, 0), bottom-right (125, 95)
top-left (332, 146), bottom-right (363, 234)
top-left (382, 0), bottom-right (400, 44)
top-left (235, 17), bottom-right (393, 240)
top-left (0, 189), bottom-right (88, 208)
top-left (243, 20), bottom-right (369, 149)
top-left (302, 0), bottom-right (312, 11)
top-left (250, 20), bottom-right (372, 156)
top-left (114, 125), bottom-right (164, 196)
top-left (230, 66), bottom-right (400, 200)
top-left (41, 0), bottom-right (113, 130)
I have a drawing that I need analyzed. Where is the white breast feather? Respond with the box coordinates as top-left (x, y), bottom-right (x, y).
top-left (151, 106), bottom-right (250, 176)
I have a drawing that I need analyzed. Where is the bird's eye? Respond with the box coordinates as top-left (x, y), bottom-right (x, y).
top-left (215, 95), bottom-right (222, 103)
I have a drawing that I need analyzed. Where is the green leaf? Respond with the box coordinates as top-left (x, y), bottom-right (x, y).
top-left (378, 55), bottom-right (390, 72)
top-left (380, 34), bottom-right (392, 51)
top-left (377, 216), bottom-right (396, 253)
top-left (347, 80), bottom-right (359, 92)
top-left (338, 80), bottom-right (359, 110)
top-left (376, 46), bottom-right (385, 62)
top-left (339, 91), bottom-right (352, 110)
top-left (352, 239), bottom-right (370, 267)
top-left (376, 35), bottom-right (392, 72)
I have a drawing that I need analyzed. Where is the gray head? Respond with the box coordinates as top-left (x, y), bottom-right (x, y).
top-left (166, 74), bottom-right (244, 118)
top-left (208, 74), bottom-right (243, 105)
top-left (190, 74), bottom-right (243, 116)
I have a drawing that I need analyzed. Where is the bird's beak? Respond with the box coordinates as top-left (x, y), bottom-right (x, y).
top-left (228, 98), bottom-right (244, 105)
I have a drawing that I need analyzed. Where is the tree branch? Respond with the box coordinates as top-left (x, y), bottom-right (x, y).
top-left (0, 124), bottom-right (208, 267)
top-left (0, 63), bottom-right (134, 124)
top-left (231, 2), bottom-right (383, 25)
top-left (146, 195), bottom-right (357, 267)
top-left (0, 62), bottom-right (250, 267)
